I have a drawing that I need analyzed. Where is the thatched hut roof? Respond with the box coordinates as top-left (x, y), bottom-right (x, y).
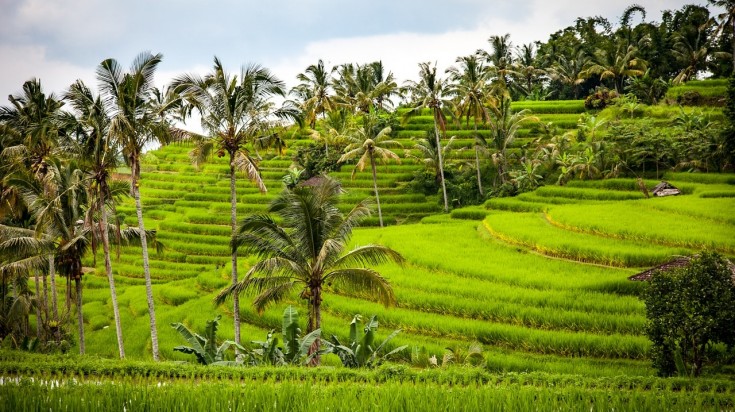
top-left (629, 255), bottom-right (735, 282)
top-left (652, 181), bottom-right (681, 197)
top-left (298, 175), bottom-right (345, 193)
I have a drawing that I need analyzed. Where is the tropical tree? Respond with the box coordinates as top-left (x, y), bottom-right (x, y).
top-left (216, 177), bottom-right (404, 365)
top-left (339, 113), bottom-right (402, 227)
top-left (671, 19), bottom-right (728, 84)
top-left (582, 43), bottom-right (648, 93)
top-left (447, 55), bottom-right (492, 196)
top-left (0, 79), bottom-right (65, 329)
top-left (548, 49), bottom-right (590, 99)
top-left (487, 97), bottom-right (539, 185)
top-left (332, 62), bottom-right (398, 115)
top-left (172, 57), bottom-right (294, 345)
top-left (402, 62), bottom-right (451, 212)
top-left (477, 34), bottom-right (518, 91)
top-left (708, 0), bottom-right (735, 70)
top-left (290, 59), bottom-right (335, 129)
top-left (62, 80), bottom-right (126, 358)
top-left (97, 51), bottom-right (180, 361)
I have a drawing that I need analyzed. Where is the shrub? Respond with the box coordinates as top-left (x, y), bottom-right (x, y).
top-left (643, 252), bottom-right (735, 377)
top-left (584, 87), bottom-right (619, 110)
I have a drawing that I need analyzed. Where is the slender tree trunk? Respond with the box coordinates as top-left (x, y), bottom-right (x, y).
top-left (75, 276), bottom-right (84, 354)
top-left (229, 156), bottom-right (240, 346)
top-left (101, 197), bottom-right (125, 359)
top-left (308, 285), bottom-right (322, 366)
top-left (66, 276), bottom-right (71, 314)
top-left (49, 254), bottom-right (58, 323)
top-left (433, 121), bottom-right (449, 212)
top-left (132, 160), bottom-right (160, 361)
top-left (473, 119), bottom-right (483, 196)
top-left (34, 271), bottom-right (42, 340)
top-left (369, 152), bottom-right (384, 227)
top-left (41, 271), bottom-right (48, 323)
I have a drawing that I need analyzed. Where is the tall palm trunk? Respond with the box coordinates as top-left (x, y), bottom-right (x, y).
top-left (369, 151), bottom-right (384, 227)
top-left (473, 119), bottom-right (483, 196)
top-left (75, 276), bottom-right (84, 354)
top-left (229, 156), bottom-right (241, 346)
top-left (41, 271), bottom-right (48, 322)
top-left (433, 121), bottom-right (449, 212)
top-left (49, 255), bottom-right (58, 323)
top-left (308, 285), bottom-right (323, 366)
top-left (34, 271), bottom-right (42, 340)
top-left (101, 193), bottom-right (125, 359)
top-left (132, 160), bottom-right (159, 361)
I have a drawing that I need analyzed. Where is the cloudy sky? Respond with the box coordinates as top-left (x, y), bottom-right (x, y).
top-left (0, 0), bottom-right (705, 102)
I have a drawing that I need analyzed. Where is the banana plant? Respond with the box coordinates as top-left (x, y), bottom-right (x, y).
top-left (171, 315), bottom-right (244, 365)
top-left (246, 306), bottom-right (323, 366)
top-left (327, 314), bottom-right (407, 368)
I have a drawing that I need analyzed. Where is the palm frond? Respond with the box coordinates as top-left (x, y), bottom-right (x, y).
top-left (325, 268), bottom-right (396, 307)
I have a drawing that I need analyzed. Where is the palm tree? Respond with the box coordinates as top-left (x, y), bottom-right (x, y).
top-left (62, 80), bottom-right (126, 358)
top-left (447, 55), bottom-right (492, 196)
top-left (216, 177), bottom-right (404, 365)
top-left (1, 159), bottom-right (153, 354)
top-left (402, 62), bottom-right (451, 212)
top-left (332, 62), bottom-right (398, 115)
top-left (97, 51), bottom-right (179, 361)
top-left (291, 59), bottom-right (335, 129)
top-left (172, 57), bottom-right (293, 345)
top-left (672, 19), bottom-right (727, 84)
top-left (581, 43), bottom-right (648, 93)
top-left (547, 49), bottom-right (590, 99)
top-left (708, 0), bottom-right (735, 70)
top-left (0, 79), bottom-right (65, 329)
top-left (488, 97), bottom-right (539, 185)
top-left (339, 114), bottom-right (402, 227)
top-left (477, 34), bottom-right (519, 92)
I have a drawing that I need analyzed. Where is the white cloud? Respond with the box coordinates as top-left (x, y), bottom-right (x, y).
top-left (0, 45), bottom-right (95, 99)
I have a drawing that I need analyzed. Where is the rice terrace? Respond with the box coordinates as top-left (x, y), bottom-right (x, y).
top-left (2, 2), bottom-right (735, 411)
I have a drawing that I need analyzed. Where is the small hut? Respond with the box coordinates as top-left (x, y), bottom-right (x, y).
top-left (298, 175), bottom-right (345, 193)
top-left (652, 181), bottom-right (681, 197)
top-left (629, 255), bottom-right (735, 282)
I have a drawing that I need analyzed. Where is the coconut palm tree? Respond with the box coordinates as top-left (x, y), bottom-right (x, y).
top-left (581, 43), bottom-right (648, 93)
top-left (0, 79), bottom-right (65, 328)
top-left (97, 51), bottom-right (179, 361)
top-left (477, 34), bottom-right (519, 92)
top-left (1, 159), bottom-right (154, 354)
top-left (402, 63), bottom-right (451, 212)
top-left (547, 49), bottom-right (590, 99)
top-left (291, 59), bottom-right (336, 129)
top-left (708, 0), bottom-right (735, 70)
top-left (339, 113), bottom-right (402, 227)
top-left (62, 79), bottom-right (126, 358)
top-left (216, 177), bottom-right (404, 365)
top-left (488, 97), bottom-right (539, 185)
top-left (446, 55), bottom-right (492, 196)
top-left (172, 57), bottom-right (294, 345)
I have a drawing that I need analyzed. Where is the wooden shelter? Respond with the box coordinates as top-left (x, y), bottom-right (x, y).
top-left (629, 255), bottom-right (735, 282)
top-left (652, 181), bottom-right (681, 197)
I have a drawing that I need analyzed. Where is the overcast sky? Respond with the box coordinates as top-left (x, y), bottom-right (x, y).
top-left (0, 0), bottom-right (705, 104)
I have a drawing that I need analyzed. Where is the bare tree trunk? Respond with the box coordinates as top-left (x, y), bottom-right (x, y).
top-left (229, 157), bottom-right (240, 346)
top-left (34, 271), bottom-right (42, 340)
top-left (474, 119), bottom-right (483, 196)
top-left (308, 286), bottom-right (322, 366)
top-left (42, 271), bottom-right (48, 323)
top-left (75, 277), bottom-right (85, 354)
top-left (369, 152), bottom-right (384, 227)
top-left (132, 161), bottom-right (159, 361)
top-left (433, 122), bottom-right (449, 212)
top-left (49, 255), bottom-right (58, 323)
top-left (101, 200), bottom-right (125, 359)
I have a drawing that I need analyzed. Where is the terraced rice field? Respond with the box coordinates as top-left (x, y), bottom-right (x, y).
top-left (78, 123), bottom-right (735, 376)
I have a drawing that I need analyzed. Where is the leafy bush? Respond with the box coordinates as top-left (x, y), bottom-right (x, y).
top-left (643, 252), bottom-right (735, 377)
top-left (327, 314), bottom-right (406, 368)
top-left (584, 87), bottom-right (619, 110)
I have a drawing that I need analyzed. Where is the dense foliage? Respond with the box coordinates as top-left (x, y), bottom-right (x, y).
top-left (643, 252), bottom-right (735, 377)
